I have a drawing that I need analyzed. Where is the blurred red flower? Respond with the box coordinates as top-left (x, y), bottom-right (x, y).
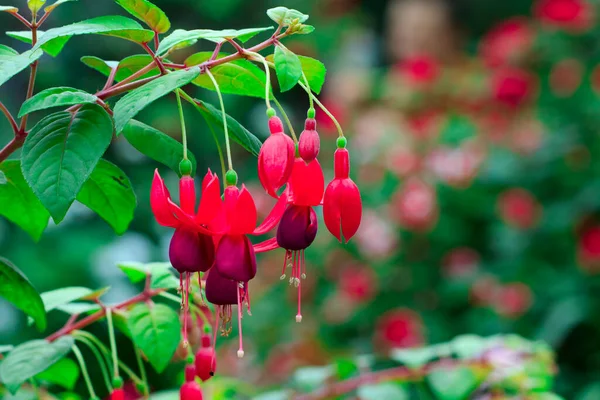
top-left (442, 247), bottom-right (480, 278)
top-left (578, 226), bottom-right (600, 272)
top-left (480, 18), bottom-right (533, 67)
top-left (494, 283), bottom-right (533, 318)
top-left (396, 55), bottom-right (440, 85)
top-left (376, 309), bottom-right (424, 349)
top-left (392, 177), bottom-right (438, 231)
top-left (491, 67), bottom-right (534, 108)
top-left (498, 188), bottom-right (541, 229)
top-left (534, 0), bottom-right (593, 30)
top-left (550, 58), bottom-right (584, 97)
top-left (470, 276), bottom-right (501, 306)
top-left (338, 264), bottom-right (378, 303)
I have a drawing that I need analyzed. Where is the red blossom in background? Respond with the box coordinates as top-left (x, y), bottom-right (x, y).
top-left (480, 18), bottom-right (534, 67)
top-left (491, 67), bottom-right (535, 108)
top-left (338, 263), bottom-right (378, 303)
top-left (534, 0), bottom-right (594, 31)
top-left (396, 55), bottom-right (440, 85)
top-left (498, 188), bottom-right (541, 229)
top-left (376, 309), bottom-right (424, 349)
top-left (493, 283), bottom-right (533, 318)
top-left (578, 226), bottom-right (600, 272)
top-left (392, 177), bottom-right (438, 231)
top-left (550, 58), bottom-right (584, 97)
top-left (470, 276), bottom-right (501, 306)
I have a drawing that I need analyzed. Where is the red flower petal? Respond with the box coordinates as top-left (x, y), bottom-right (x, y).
top-left (150, 169), bottom-right (179, 227)
top-left (224, 185), bottom-right (257, 235)
top-left (179, 176), bottom-right (196, 214)
top-left (168, 199), bottom-right (214, 236)
top-left (197, 170), bottom-right (224, 226)
top-left (258, 120), bottom-right (295, 198)
top-left (253, 237), bottom-right (279, 253)
top-left (254, 185), bottom-right (290, 235)
top-left (290, 158), bottom-right (325, 206)
top-left (215, 234), bottom-right (257, 282)
top-left (323, 178), bottom-right (362, 243)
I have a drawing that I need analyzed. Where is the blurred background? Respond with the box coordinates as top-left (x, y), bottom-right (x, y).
top-left (2, 0), bottom-right (600, 398)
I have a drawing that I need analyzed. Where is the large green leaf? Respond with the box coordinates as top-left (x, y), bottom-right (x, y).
top-left (21, 104), bottom-right (113, 222)
top-left (113, 67), bottom-right (200, 134)
top-left (427, 366), bottom-right (479, 400)
top-left (185, 52), bottom-right (269, 99)
top-left (193, 99), bottom-right (262, 156)
top-left (19, 87), bottom-right (98, 117)
top-left (80, 54), bottom-right (159, 83)
top-left (0, 161), bottom-right (50, 241)
top-left (76, 159), bottom-right (136, 235)
top-left (266, 54), bottom-right (326, 94)
top-left (156, 27), bottom-right (272, 56)
top-left (32, 16), bottom-right (155, 52)
top-left (357, 383), bottom-right (409, 400)
top-left (0, 336), bottom-right (74, 394)
top-left (0, 44), bottom-right (17, 56)
top-left (0, 49), bottom-right (44, 87)
top-left (28, 0), bottom-right (46, 14)
top-left (121, 119), bottom-right (196, 175)
top-left (273, 46), bottom-right (302, 92)
top-left (127, 303), bottom-right (181, 372)
top-left (0, 257), bottom-right (46, 331)
top-left (40, 287), bottom-right (94, 313)
top-left (35, 358), bottom-right (79, 390)
top-left (7, 30), bottom-right (70, 57)
top-left (116, 0), bottom-right (170, 33)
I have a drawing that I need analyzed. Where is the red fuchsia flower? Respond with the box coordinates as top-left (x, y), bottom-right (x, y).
top-left (396, 55), bottom-right (440, 86)
top-left (298, 116), bottom-right (320, 163)
top-left (578, 225), bottom-right (600, 272)
top-left (323, 138), bottom-right (362, 243)
top-left (491, 67), bottom-right (535, 109)
top-left (195, 337), bottom-right (216, 382)
top-left (258, 116), bottom-right (295, 198)
top-left (550, 58), bottom-right (584, 97)
top-left (277, 157), bottom-right (324, 322)
top-left (497, 188), bottom-right (540, 229)
top-left (376, 308), bottom-right (424, 349)
top-left (180, 364), bottom-right (203, 400)
top-left (392, 177), bottom-right (438, 232)
top-left (493, 283), bottom-right (533, 318)
top-left (110, 389), bottom-right (124, 400)
top-left (534, 0), bottom-right (593, 31)
top-left (338, 263), bottom-right (377, 303)
top-left (480, 18), bottom-right (533, 67)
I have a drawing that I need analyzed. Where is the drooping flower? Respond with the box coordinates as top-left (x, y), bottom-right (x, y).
top-left (298, 117), bottom-right (320, 163)
top-left (195, 344), bottom-right (216, 382)
top-left (323, 139), bottom-right (362, 243)
top-left (277, 157), bottom-right (324, 322)
top-left (180, 364), bottom-right (203, 400)
top-left (534, 0), bottom-right (593, 31)
top-left (258, 116), bottom-right (295, 198)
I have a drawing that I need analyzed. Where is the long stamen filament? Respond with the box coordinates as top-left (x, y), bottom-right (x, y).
top-left (237, 285), bottom-right (244, 358)
top-left (175, 89), bottom-right (189, 160)
top-left (205, 68), bottom-right (234, 171)
top-left (298, 80), bottom-right (345, 138)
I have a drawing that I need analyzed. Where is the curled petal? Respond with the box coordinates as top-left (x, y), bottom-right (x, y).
top-left (290, 158), bottom-right (325, 207)
top-left (253, 237), bottom-right (279, 253)
top-left (168, 199), bottom-right (214, 236)
top-left (229, 185), bottom-right (258, 235)
top-left (253, 185), bottom-right (290, 235)
top-left (215, 235), bottom-right (257, 282)
top-left (151, 169), bottom-right (179, 227)
top-left (323, 178), bottom-right (362, 243)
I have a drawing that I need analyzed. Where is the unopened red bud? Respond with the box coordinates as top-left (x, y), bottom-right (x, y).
top-left (333, 148), bottom-right (350, 179)
top-left (185, 364), bottom-right (196, 382)
top-left (201, 334), bottom-right (211, 348)
top-left (268, 116), bottom-right (284, 134)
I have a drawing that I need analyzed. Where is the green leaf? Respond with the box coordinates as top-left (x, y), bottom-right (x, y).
top-left (185, 52), bottom-right (269, 99)
top-left (7, 30), bottom-right (70, 57)
top-left (32, 16), bottom-right (155, 52)
top-left (56, 302), bottom-right (101, 315)
top-left (296, 24), bottom-right (315, 34)
top-left (390, 347), bottom-right (437, 369)
top-left (0, 337), bottom-right (74, 394)
top-left (273, 46), bottom-right (302, 92)
top-left (298, 55), bottom-right (326, 94)
top-left (451, 335), bottom-right (488, 360)
top-left (357, 383), bottom-right (409, 400)
top-left (113, 66), bottom-right (200, 134)
top-left (0, 5), bottom-right (18, 12)
top-left (40, 287), bottom-right (94, 313)
top-left (35, 358), bottom-right (79, 390)
top-left (116, 0), bottom-right (170, 33)
top-left (76, 159), bottom-right (136, 235)
top-left (117, 261), bottom-right (178, 290)
top-left (19, 87), bottom-right (98, 117)
top-left (156, 27), bottom-right (272, 56)
top-left (427, 366), bottom-right (479, 400)
top-left (0, 49), bottom-right (44, 87)
top-left (266, 7), bottom-right (309, 26)
top-left (293, 366), bottom-right (333, 392)
top-left (81, 54), bottom-right (159, 83)
top-left (44, 0), bottom-right (78, 13)
top-left (28, 0), bottom-right (45, 14)
top-left (21, 104), bottom-right (113, 222)
top-left (0, 161), bottom-right (50, 241)
top-left (127, 303), bottom-right (181, 372)
top-left (336, 358), bottom-right (359, 380)
top-left (0, 44), bottom-right (18, 56)
top-left (0, 257), bottom-right (46, 331)
top-left (121, 120), bottom-right (196, 176)
top-left (0, 345), bottom-right (14, 353)
top-left (193, 99), bottom-right (262, 156)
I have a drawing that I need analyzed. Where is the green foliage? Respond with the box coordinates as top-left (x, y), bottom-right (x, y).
top-left (357, 383), bottom-right (409, 400)
top-left (0, 257), bottom-right (46, 330)
top-left (0, 49), bottom-right (44, 87)
top-left (113, 67), bottom-right (200, 133)
top-left (193, 99), bottom-right (262, 156)
top-left (115, 0), bottom-right (171, 34)
top-left (0, 6), bottom-right (18, 13)
top-left (76, 159), bottom-right (137, 235)
top-left (117, 261), bottom-right (179, 290)
top-left (6, 31), bottom-right (70, 57)
top-left (27, 0), bottom-right (45, 15)
top-left (44, 0), bottom-right (78, 13)
top-left (0, 336), bottom-right (73, 394)
top-left (266, 7), bottom-right (309, 26)
top-left (273, 45), bottom-right (302, 92)
top-left (40, 287), bottom-right (95, 314)
top-left (427, 366), bottom-right (479, 400)
top-left (0, 44), bottom-right (17, 55)
top-left (21, 104), bottom-right (113, 222)
top-left (0, 161), bottom-right (50, 240)
top-left (127, 303), bottom-right (181, 373)
top-left (18, 87), bottom-right (98, 117)
top-left (297, 55), bottom-right (326, 94)
top-left (121, 120), bottom-right (197, 176)
top-left (81, 54), bottom-right (159, 82)
top-left (185, 52), bottom-right (270, 99)
top-left (34, 358), bottom-right (79, 390)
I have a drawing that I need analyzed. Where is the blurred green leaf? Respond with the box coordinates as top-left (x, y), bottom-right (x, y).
top-left (0, 337), bottom-right (73, 394)
top-left (117, 261), bottom-right (178, 290)
top-left (77, 159), bottom-right (137, 235)
top-left (44, 0), bottom-right (78, 13)
top-left (296, 25), bottom-right (315, 34)
top-left (390, 347), bottom-right (436, 369)
top-left (335, 358), bottom-right (359, 380)
top-left (6, 31), bottom-right (70, 57)
top-left (536, 297), bottom-right (587, 347)
top-left (121, 119), bottom-right (197, 176)
top-left (56, 302), bottom-right (101, 315)
top-left (35, 358), bottom-right (79, 390)
top-left (266, 7), bottom-right (309, 26)
top-left (115, 0), bottom-right (171, 33)
top-left (0, 345), bottom-right (14, 353)
top-left (0, 161), bottom-right (50, 241)
top-left (451, 335), bottom-right (488, 360)
top-left (18, 87), bottom-right (98, 117)
top-left (0, 44), bottom-right (17, 56)
top-left (293, 366), bottom-right (334, 392)
top-left (427, 366), bottom-right (479, 400)
top-left (273, 46), bottom-right (302, 92)
top-left (27, 0), bottom-right (45, 14)
top-left (0, 257), bottom-right (46, 330)
top-left (357, 383), bottom-right (409, 400)
top-left (127, 303), bottom-right (181, 372)
top-left (40, 287), bottom-right (94, 313)
top-left (0, 49), bottom-right (44, 87)
top-left (0, 6), bottom-right (18, 12)
top-left (113, 67), bottom-right (200, 134)
top-left (21, 104), bottom-right (113, 222)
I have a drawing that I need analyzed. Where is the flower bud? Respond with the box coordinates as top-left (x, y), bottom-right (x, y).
top-left (298, 118), bottom-right (320, 163)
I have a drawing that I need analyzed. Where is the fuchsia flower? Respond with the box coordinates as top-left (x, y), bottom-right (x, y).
top-left (298, 117), bottom-right (320, 162)
top-left (480, 18), bottom-right (533, 67)
top-left (323, 140), bottom-right (362, 243)
top-left (180, 364), bottom-right (203, 400)
top-left (258, 116), bottom-right (295, 198)
top-left (534, 0), bottom-right (593, 31)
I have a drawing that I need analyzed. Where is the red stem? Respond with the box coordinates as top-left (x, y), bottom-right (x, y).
top-left (141, 42), bottom-right (166, 75)
top-left (227, 38), bottom-right (245, 55)
top-left (153, 31), bottom-right (160, 51)
top-left (36, 11), bottom-right (50, 27)
top-left (0, 102), bottom-right (19, 134)
top-left (9, 12), bottom-right (32, 29)
top-left (18, 25), bottom-right (38, 133)
top-left (163, 62), bottom-right (185, 69)
top-left (0, 134), bottom-right (26, 161)
top-left (102, 66), bottom-right (118, 91)
top-left (209, 42), bottom-right (223, 61)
